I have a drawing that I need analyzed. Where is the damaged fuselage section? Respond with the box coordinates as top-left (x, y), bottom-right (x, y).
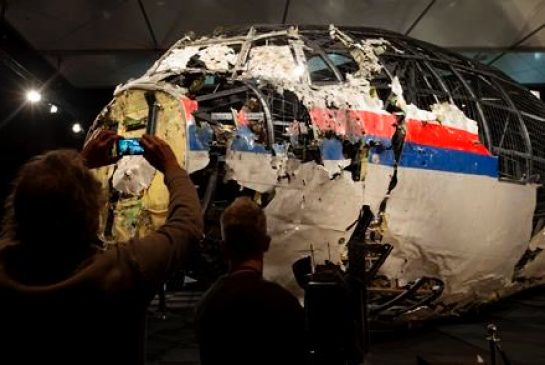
top-left (87, 25), bottom-right (545, 322)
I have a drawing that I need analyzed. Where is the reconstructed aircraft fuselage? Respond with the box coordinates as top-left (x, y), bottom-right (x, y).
top-left (87, 25), bottom-right (545, 321)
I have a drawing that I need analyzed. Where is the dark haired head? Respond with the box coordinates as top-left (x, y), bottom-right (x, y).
top-left (220, 197), bottom-right (270, 262)
top-left (1, 150), bottom-right (103, 254)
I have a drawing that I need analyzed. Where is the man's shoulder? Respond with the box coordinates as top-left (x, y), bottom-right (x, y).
top-left (259, 278), bottom-right (302, 308)
top-left (198, 274), bottom-right (299, 308)
top-left (260, 278), bottom-right (293, 294)
top-left (196, 275), bottom-right (229, 309)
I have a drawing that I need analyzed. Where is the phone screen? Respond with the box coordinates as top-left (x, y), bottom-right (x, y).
top-left (117, 138), bottom-right (144, 156)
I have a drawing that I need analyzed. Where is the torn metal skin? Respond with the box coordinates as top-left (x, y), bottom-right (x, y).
top-left (86, 25), bottom-right (545, 323)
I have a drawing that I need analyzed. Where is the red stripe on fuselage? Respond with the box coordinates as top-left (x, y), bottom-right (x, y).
top-left (309, 107), bottom-right (491, 156)
top-left (181, 97), bottom-right (198, 122)
top-left (404, 119), bottom-right (490, 156)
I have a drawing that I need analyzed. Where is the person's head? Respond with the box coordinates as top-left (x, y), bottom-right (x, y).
top-left (220, 197), bottom-right (271, 264)
top-left (1, 150), bottom-right (103, 253)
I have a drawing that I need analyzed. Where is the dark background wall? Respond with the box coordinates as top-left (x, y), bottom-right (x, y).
top-left (0, 22), bottom-right (114, 212)
top-left (0, 78), bottom-right (113, 215)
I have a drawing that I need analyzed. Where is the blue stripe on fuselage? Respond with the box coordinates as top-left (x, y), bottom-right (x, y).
top-left (370, 141), bottom-right (498, 177)
top-left (187, 128), bottom-right (498, 177)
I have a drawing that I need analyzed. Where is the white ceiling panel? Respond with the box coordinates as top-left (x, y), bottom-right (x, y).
top-left (411, 0), bottom-right (545, 48)
top-left (286, 0), bottom-right (431, 33)
top-left (6, 0), bottom-right (151, 50)
top-left (142, 0), bottom-right (286, 48)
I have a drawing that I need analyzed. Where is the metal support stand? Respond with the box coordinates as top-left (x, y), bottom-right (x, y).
top-left (297, 205), bottom-right (375, 365)
top-left (347, 206), bottom-right (373, 364)
top-left (157, 283), bottom-right (168, 320)
top-left (347, 249), bottom-right (368, 365)
top-left (487, 324), bottom-right (512, 365)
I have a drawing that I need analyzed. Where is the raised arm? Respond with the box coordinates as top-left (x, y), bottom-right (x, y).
top-left (82, 130), bottom-right (204, 291)
top-left (123, 134), bottom-right (204, 288)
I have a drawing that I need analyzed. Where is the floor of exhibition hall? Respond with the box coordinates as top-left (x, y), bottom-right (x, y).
top-left (146, 286), bottom-right (545, 364)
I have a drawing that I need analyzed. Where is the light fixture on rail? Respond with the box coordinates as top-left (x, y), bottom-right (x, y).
top-left (72, 122), bottom-right (83, 134)
top-left (49, 104), bottom-right (59, 114)
top-left (26, 90), bottom-right (42, 103)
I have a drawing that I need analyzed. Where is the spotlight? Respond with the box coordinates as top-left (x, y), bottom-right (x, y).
top-left (49, 104), bottom-right (59, 114)
top-left (72, 123), bottom-right (83, 134)
top-left (26, 90), bottom-right (42, 103)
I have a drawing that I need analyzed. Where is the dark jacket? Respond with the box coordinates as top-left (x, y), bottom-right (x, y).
top-left (0, 166), bottom-right (203, 364)
top-left (196, 269), bottom-right (306, 365)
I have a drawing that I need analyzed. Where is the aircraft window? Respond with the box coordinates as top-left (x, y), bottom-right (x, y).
top-left (253, 36), bottom-right (290, 46)
top-left (305, 54), bottom-right (338, 83)
top-left (229, 43), bottom-right (242, 53)
top-left (325, 53), bottom-right (359, 77)
top-left (204, 75), bottom-right (216, 85)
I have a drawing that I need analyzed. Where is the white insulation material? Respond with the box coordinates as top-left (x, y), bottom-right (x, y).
top-left (390, 77), bottom-right (480, 133)
top-left (390, 76), bottom-right (436, 121)
top-left (155, 45), bottom-right (237, 73)
top-left (431, 102), bottom-right (479, 134)
top-left (380, 167), bottom-right (536, 302)
top-left (289, 75), bottom-right (385, 111)
top-left (155, 46), bottom-right (200, 73)
top-left (264, 162), bottom-right (363, 294)
top-left (245, 45), bottom-right (301, 82)
top-left (197, 44), bottom-right (238, 71)
top-left (354, 38), bottom-right (388, 79)
top-left (390, 75), bottom-right (404, 99)
top-left (403, 104), bottom-right (437, 121)
top-left (112, 156), bottom-right (156, 196)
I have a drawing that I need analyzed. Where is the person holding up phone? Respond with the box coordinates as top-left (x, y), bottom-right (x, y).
top-left (0, 130), bottom-right (203, 364)
top-left (116, 138), bottom-right (146, 156)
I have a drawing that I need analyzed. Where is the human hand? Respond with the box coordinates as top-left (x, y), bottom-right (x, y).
top-left (140, 134), bottom-right (180, 173)
top-left (81, 129), bottom-right (121, 168)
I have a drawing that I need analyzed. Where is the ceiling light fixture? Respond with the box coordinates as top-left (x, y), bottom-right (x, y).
top-left (26, 90), bottom-right (42, 103)
top-left (72, 123), bottom-right (83, 134)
